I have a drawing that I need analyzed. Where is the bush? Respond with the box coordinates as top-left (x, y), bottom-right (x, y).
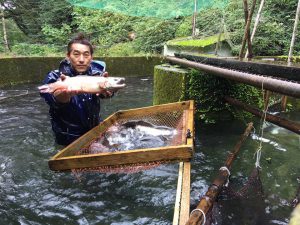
top-left (11, 44), bottom-right (63, 56)
top-left (103, 42), bottom-right (146, 57)
top-left (134, 20), bottom-right (180, 53)
top-left (41, 24), bottom-right (72, 45)
top-left (175, 18), bottom-right (192, 38)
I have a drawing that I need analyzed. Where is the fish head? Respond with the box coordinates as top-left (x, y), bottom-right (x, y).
top-left (104, 77), bottom-right (126, 92)
top-left (108, 77), bottom-right (125, 85)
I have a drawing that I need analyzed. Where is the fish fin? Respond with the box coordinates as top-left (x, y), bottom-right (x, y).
top-left (38, 84), bottom-right (51, 93)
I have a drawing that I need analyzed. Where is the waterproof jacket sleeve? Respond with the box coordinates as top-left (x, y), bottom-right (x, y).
top-left (40, 70), bottom-right (68, 109)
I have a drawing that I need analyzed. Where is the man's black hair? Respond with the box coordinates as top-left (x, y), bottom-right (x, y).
top-left (67, 33), bottom-right (94, 55)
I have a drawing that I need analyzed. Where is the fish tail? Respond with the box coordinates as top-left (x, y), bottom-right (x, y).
top-left (38, 84), bottom-right (52, 93)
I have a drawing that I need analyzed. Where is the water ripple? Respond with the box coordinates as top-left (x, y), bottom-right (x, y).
top-left (0, 81), bottom-right (298, 224)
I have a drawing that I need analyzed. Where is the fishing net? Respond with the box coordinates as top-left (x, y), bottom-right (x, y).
top-left (220, 167), bottom-right (264, 200)
top-left (72, 109), bottom-right (187, 175)
top-left (67, 0), bottom-right (228, 19)
top-left (49, 101), bottom-right (194, 175)
top-left (191, 168), bottom-right (265, 225)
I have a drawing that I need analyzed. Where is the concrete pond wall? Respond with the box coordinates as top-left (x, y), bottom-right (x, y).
top-left (153, 65), bottom-right (189, 105)
top-left (0, 56), bottom-right (163, 87)
top-left (2, 55), bottom-right (297, 115)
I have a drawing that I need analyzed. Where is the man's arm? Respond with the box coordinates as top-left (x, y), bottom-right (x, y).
top-left (53, 89), bottom-right (73, 103)
top-left (52, 74), bottom-right (75, 103)
top-left (41, 72), bottom-right (77, 105)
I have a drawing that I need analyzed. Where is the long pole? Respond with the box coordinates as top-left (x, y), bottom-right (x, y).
top-left (186, 123), bottom-right (254, 225)
top-left (288, 0), bottom-right (300, 66)
top-left (224, 96), bottom-right (300, 134)
top-left (1, 8), bottom-right (9, 52)
top-left (284, 0), bottom-right (300, 111)
top-left (239, 0), bottom-right (257, 59)
top-left (245, 0), bottom-right (265, 58)
top-left (192, 0), bottom-right (197, 36)
top-left (166, 56), bottom-right (300, 98)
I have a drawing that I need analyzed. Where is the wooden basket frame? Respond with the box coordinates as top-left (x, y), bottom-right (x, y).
top-left (48, 100), bottom-right (195, 171)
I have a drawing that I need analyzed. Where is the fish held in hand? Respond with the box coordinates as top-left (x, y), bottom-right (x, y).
top-left (38, 75), bottom-right (126, 94)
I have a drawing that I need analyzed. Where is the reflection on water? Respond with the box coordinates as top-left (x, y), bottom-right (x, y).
top-left (0, 77), bottom-right (299, 224)
top-left (193, 118), bottom-right (299, 225)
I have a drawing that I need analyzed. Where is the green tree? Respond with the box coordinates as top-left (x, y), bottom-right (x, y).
top-left (134, 19), bottom-right (181, 53)
top-left (1, 0), bottom-right (73, 41)
top-left (0, 0), bottom-right (43, 39)
top-left (72, 7), bottom-right (136, 48)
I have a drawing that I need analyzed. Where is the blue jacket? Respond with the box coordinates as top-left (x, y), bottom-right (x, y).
top-left (41, 59), bottom-right (106, 145)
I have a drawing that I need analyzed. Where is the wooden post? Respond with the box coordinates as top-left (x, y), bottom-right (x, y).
top-left (215, 15), bottom-right (224, 56)
top-left (239, 0), bottom-right (250, 59)
top-left (1, 8), bottom-right (9, 52)
top-left (192, 0), bottom-right (197, 37)
top-left (186, 123), bottom-right (254, 225)
top-left (179, 162), bottom-right (191, 225)
top-left (172, 162), bottom-right (191, 225)
top-left (246, 0), bottom-right (255, 59)
top-left (289, 204), bottom-right (300, 225)
top-left (214, 32), bottom-right (222, 56)
top-left (239, 0), bottom-right (257, 59)
top-left (281, 95), bottom-right (288, 112)
top-left (284, 0), bottom-right (300, 111)
top-left (287, 0), bottom-right (300, 66)
top-left (263, 90), bottom-right (271, 111)
top-left (245, 0), bottom-right (265, 58)
top-left (224, 96), bottom-right (300, 134)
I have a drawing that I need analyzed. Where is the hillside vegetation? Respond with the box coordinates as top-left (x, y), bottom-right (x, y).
top-left (0, 0), bottom-right (298, 57)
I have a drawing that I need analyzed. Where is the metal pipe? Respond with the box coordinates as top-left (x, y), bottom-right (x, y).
top-left (166, 56), bottom-right (300, 98)
top-left (224, 96), bottom-right (300, 134)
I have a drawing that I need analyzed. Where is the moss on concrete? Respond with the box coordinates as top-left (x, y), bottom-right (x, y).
top-left (153, 65), bottom-right (233, 122)
top-left (153, 64), bottom-right (189, 105)
top-left (255, 55), bottom-right (300, 63)
top-left (167, 34), bottom-right (225, 48)
top-left (103, 56), bottom-right (163, 77)
top-left (165, 34), bottom-right (231, 57)
top-left (0, 57), bottom-right (61, 87)
top-left (153, 65), bottom-right (262, 123)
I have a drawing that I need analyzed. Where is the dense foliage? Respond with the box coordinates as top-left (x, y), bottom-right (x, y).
top-left (186, 69), bottom-right (263, 123)
top-left (177, 0), bottom-right (300, 56)
top-left (0, 0), bottom-right (72, 40)
top-left (0, 0), bottom-right (299, 56)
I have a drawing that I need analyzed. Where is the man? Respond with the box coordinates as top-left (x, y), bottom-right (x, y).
top-left (41, 33), bottom-right (114, 145)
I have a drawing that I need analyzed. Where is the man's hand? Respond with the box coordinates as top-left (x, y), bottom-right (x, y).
top-left (97, 90), bottom-right (114, 98)
top-left (100, 76), bottom-right (126, 93)
top-left (97, 71), bottom-right (115, 98)
top-left (102, 71), bottom-right (109, 77)
top-left (53, 74), bottom-right (79, 103)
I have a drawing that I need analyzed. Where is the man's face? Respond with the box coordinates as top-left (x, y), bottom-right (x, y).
top-left (67, 43), bottom-right (93, 73)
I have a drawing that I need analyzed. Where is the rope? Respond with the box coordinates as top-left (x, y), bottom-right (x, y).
top-left (190, 208), bottom-right (206, 225)
top-left (255, 78), bottom-right (269, 169)
top-left (255, 146), bottom-right (262, 168)
top-left (219, 166), bottom-right (231, 187)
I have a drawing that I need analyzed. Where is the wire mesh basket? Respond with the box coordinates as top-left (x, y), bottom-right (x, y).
top-left (49, 100), bottom-right (195, 172)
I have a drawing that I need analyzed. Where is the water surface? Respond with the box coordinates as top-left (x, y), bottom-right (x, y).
top-left (0, 76), bottom-right (299, 224)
